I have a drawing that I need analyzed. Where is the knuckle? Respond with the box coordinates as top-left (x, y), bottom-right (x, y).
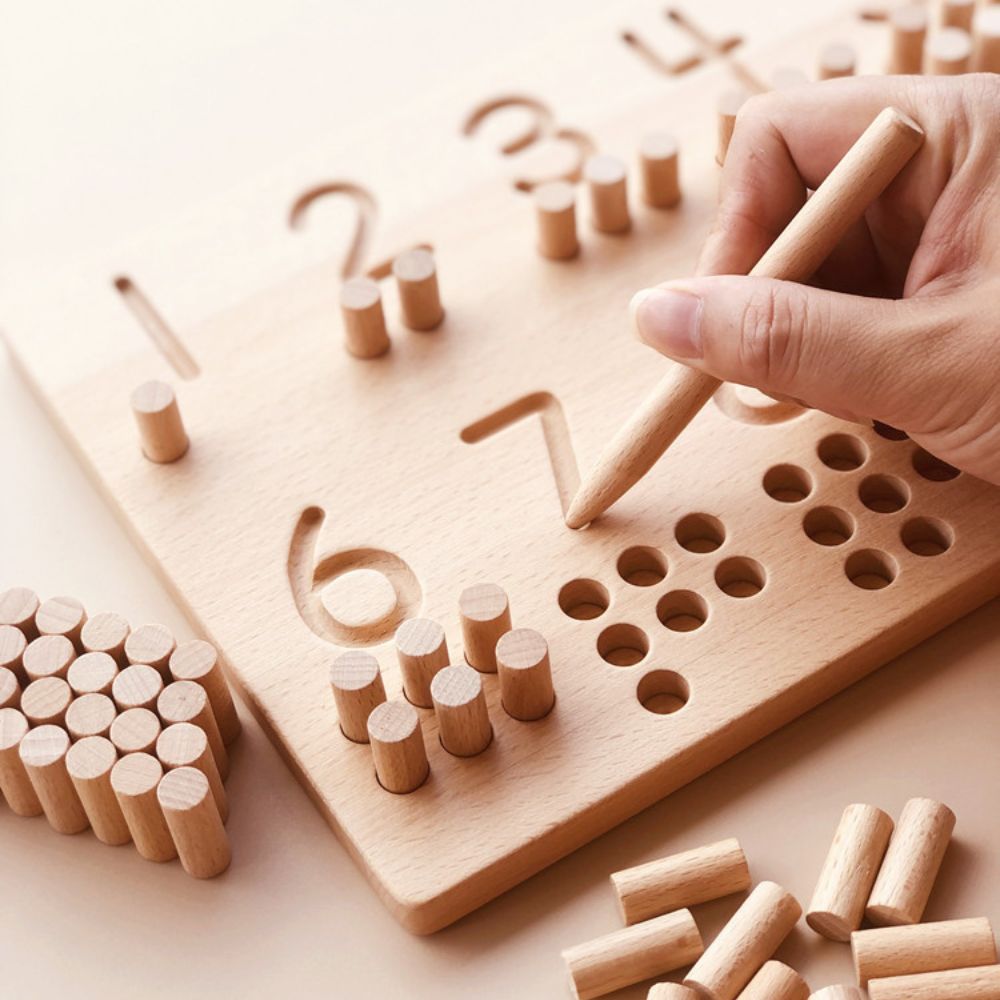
top-left (737, 285), bottom-right (808, 386)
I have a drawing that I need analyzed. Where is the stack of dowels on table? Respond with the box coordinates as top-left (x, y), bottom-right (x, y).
top-left (883, 0), bottom-right (1000, 75)
top-left (0, 586), bottom-right (240, 879)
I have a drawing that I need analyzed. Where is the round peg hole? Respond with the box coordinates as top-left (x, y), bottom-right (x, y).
top-left (803, 506), bottom-right (855, 546)
top-left (818, 433), bottom-right (869, 471)
top-left (637, 669), bottom-right (689, 715)
top-left (675, 514), bottom-right (726, 553)
top-left (859, 474), bottom-right (910, 514)
top-left (873, 420), bottom-right (908, 441)
top-left (617, 547), bottom-right (668, 587)
top-left (715, 557), bottom-right (767, 598)
top-left (597, 624), bottom-right (649, 667)
top-left (845, 549), bottom-right (898, 590)
top-left (656, 591), bottom-right (709, 632)
top-left (763, 464), bottom-right (813, 503)
top-left (558, 579), bottom-right (610, 620)
top-left (912, 448), bottom-right (960, 482)
top-left (901, 517), bottom-right (954, 557)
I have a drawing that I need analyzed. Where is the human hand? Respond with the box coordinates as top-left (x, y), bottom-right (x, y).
top-left (630, 75), bottom-right (1000, 485)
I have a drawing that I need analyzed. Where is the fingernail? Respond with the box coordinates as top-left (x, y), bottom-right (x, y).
top-left (631, 287), bottom-right (703, 360)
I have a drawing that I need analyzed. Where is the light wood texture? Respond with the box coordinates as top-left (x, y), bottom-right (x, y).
top-left (851, 918), bottom-right (997, 987)
top-left (330, 650), bottom-right (387, 743)
top-left (125, 622), bottom-right (176, 678)
top-left (22, 634), bottom-right (75, 681)
top-left (19, 724), bottom-right (90, 834)
top-left (942, 0), bottom-right (975, 31)
top-left (684, 881), bottom-right (802, 1000)
top-left (157, 766), bottom-right (231, 878)
top-left (738, 961), bottom-right (809, 1000)
top-left (495, 627), bottom-right (555, 721)
top-left (340, 277), bottom-right (390, 358)
top-left (866, 797), bottom-right (955, 925)
top-left (648, 986), bottom-right (698, 1000)
top-left (157, 680), bottom-right (228, 779)
top-left (130, 379), bottom-right (189, 463)
top-left (110, 752), bottom-right (177, 862)
top-left (585, 154), bottom-right (631, 234)
top-left (926, 26), bottom-right (972, 73)
top-left (565, 106), bottom-right (924, 529)
top-left (612, 837), bottom-right (751, 925)
top-left (21, 676), bottom-right (72, 727)
top-left (35, 595), bottom-right (87, 650)
top-left (169, 639), bottom-right (241, 744)
top-left (111, 663), bottom-right (163, 712)
top-left (65, 692), bottom-right (117, 740)
top-left (868, 965), bottom-right (1000, 1000)
top-left (640, 133), bottom-right (681, 209)
top-left (535, 181), bottom-right (579, 260)
top-left (459, 583), bottom-right (512, 673)
top-left (0, 707), bottom-right (42, 816)
top-left (715, 88), bottom-right (748, 166)
top-left (156, 722), bottom-right (228, 822)
top-left (110, 707), bottom-right (162, 755)
top-left (810, 989), bottom-right (864, 1000)
top-left (973, 6), bottom-right (1000, 71)
top-left (67, 650), bottom-right (118, 696)
top-left (806, 803), bottom-right (893, 941)
top-left (0, 624), bottom-right (28, 683)
top-left (430, 664), bottom-right (493, 757)
top-left (0, 586), bottom-right (39, 639)
top-left (818, 42), bottom-right (856, 78)
top-left (66, 735), bottom-right (131, 845)
top-left (563, 909), bottom-right (703, 1000)
top-left (0, 666), bottom-right (20, 710)
top-left (394, 618), bottom-right (449, 709)
top-left (367, 700), bottom-right (429, 794)
top-left (80, 611), bottom-right (131, 665)
top-left (393, 248), bottom-right (444, 331)
top-left (888, 5), bottom-right (927, 73)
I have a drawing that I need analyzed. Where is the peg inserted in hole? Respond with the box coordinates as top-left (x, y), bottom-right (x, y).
top-left (459, 583), bottom-right (512, 673)
top-left (131, 380), bottom-right (189, 463)
top-left (66, 736), bottom-right (131, 845)
top-left (330, 650), bottom-right (386, 743)
top-left (431, 664), bottom-right (492, 757)
top-left (394, 618), bottom-right (449, 709)
top-left (534, 181), bottom-right (579, 259)
top-left (639, 133), bottom-right (681, 209)
top-left (169, 639), bottom-right (241, 745)
top-left (584, 154), bottom-right (630, 234)
top-left (496, 628), bottom-right (554, 721)
top-left (367, 700), bottom-right (429, 794)
top-left (393, 248), bottom-right (444, 330)
top-left (20, 725), bottom-right (90, 835)
top-left (157, 766), bottom-right (231, 878)
top-left (340, 277), bottom-right (390, 358)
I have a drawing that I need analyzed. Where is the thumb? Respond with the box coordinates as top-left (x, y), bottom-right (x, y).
top-left (631, 276), bottom-right (931, 425)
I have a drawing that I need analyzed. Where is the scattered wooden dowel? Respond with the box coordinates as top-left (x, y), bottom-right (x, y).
top-left (0, 586), bottom-right (39, 639)
top-left (110, 752), bottom-right (177, 862)
top-left (819, 42), bottom-right (857, 78)
top-left (22, 634), bottom-right (75, 682)
top-left (340, 277), bottom-right (390, 359)
top-left (639, 133), bottom-right (681, 209)
top-left (367, 700), bottom-right (429, 794)
top-left (125, 623), bottom-right (176, 678)
top-left (459, 583), bottom-right (512, 673)
top-left (157, 680), bottom-right (228, 779)
top-left (942, 0), bottom-right (975, 31)
top-left (868, 965), bottom-right (1000, 1000)
top-left (21, 676), bottom-right (73, 727)
top-left (0, 707), bottom-right (42, 816)
top-left (156, 722), bottom-right (228, 823)
top-left (0, 625), bottom-right (28, 684)
top-left (495, 628), bottom-right (554, 721)
top-left (563, 909), bottom-right (704, 1000)
top-left (973, 7), bottom-right (1000, 71)
top-left (394, 618), bottom-right (449, 709)
top-left (430, 664), bottom-right (493, 757)
top-left (330, 650), bottom-right (387, 743)
top-left (35, 595), bottom-right (87, 651)
top-left (111, 663), bottom-right (164, 712)
top-left (852, 918), bottom-right (997, 986)
top-left (131, 380), bottom-right (189, 463)
top-left (684, 881), bottom-right (802, 1000)
top-left (67, 651), bottom-right (118, 696)
top-left (647, 986), bottom-right (698, 1000)
top-left (0, 666), bottom-right (20, 710)
top-left (534, 181), bottom-right (579, 260)
top-left (739, 960), bottom-right (809, 1000)
top-left (80, 611), bottom-right (131, 666)
top-left (66, 736), bottom-right (131, 845)
top-left (584, 154), bottom-right (631, 234)
top-left (19, 725), bottom-right (90, 834)
top-left (393, 248), bottom-right (444, 331)
top-left (807, 803), bottom-right (894, 941)
top-left (65, 693), bottom-right (117, 740)
top-left (110, 707), bottom-right (162, 756)
top-left (716, 88), bottom-right (749, 166)
top-left (157, 766), bottom-right (231, 878)
top-left (810, 988), bottom-right (865, 1000)
top-left (168, 639), bottom-right (241, 744)
top-left (926, 27), bottom-right (973, 72)
top-left (612, 838), bottom-right (751, 926)
top-left (866, 797), bottom-right (954, 926)
top-left (888, 5), bottom-right (928, 72)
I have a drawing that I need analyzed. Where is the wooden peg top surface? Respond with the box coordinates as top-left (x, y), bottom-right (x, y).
top-left (0, 667), bottom-right (19, 709)
top-left (395, 618), bottom-right (447, 660)
top-left (67, 651), bottom-right (118, 695)
top-left (430, 663), bottom-right (484, 708)
top-left (35, 595), bottom-right (86, 642)
top-left (330, 650), bottom-right (381, 691)
top-left (112, 663), bottom-right (164, 710)
top-left (110, 751), bottom-right (163, 796)
top-left (167, 639), bottom-right (217, 682)
top-left (66, 734), bottom-right (118, 781)
top-left (65, 693), bottom-right (117, 740)
top-left (0, 625), bottom-right (27, 671)
top-left (23, 634), bottom-right (75, 680)
top-left (368, 700), bottom-right (421, 744)
top-left (459, 583), bottom-right (509, 624)
top-left (125, 623), bottom-right (175, 668)
top-left (0, 587), bottom-right (39, 633)
top-left (80, 612), bottom-right (130, 658)
top-left (131, 379), bottom-right (176, 417)
top-left (157, 679), bottom-right (210, 722)
top-left (21, 676), bottom-right (72, 725)
top-left (18, 724), bottom-right (70, 768)
top-left (110, 707), bottom-right (161, 754)
top-left (156, 764), bottom-right (210, 811)
top-left (156, 721), bottom-right (208, 768)
top-left (0, 706), bottom-right (30, 750)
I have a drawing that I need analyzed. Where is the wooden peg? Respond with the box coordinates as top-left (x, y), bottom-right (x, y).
top-left (819, 42), bottom-right (857, 78)
top-left (35, 595), bottom-right (87, 651)
top-left (852, 918), bottom-right (997, 986)
top-left (459, 583), bottom-right (512, 673)
top-left (926, 26), bottom-right (972, 72)
top-left (0, 707), bottom-right (42, 816)
top-left (156, 722), bottom-right (228, 822)
top-left (21, 676), bottom-right (72, 727)
top-left (496, 627), bottom-right (555, 721)
top-left (0, 624), bottom-right (28, 683)
top-left (81, 611), bottom-right (131, 666)
top-left (130, 379), bottom-right (189, 463)
top-left (394, 618), bottom-right (449, 709)
top-left (157, 766), bottom-right (231, 878)
top-left (367, 700), bottom-right (429, 794)
top-left (584, 154), bottom-right (631, 234)
top-left (716, 89), bottom-right (749, 166)
top-left (22, 634), bottom-right (75, 682)
top-left (340, 277), bottom-right (390, 359)
top-left (648, 986), bottom-right (698, 1000)
top-left (66, 736), bottom-right (131, 845)
top-left (563, 909), bottom-right (704, 1000)
top-left (973, 6), bottom-right (1000, 71)
top-left (639, 133), bottom-right (681, 209)
top-left (612, 838), bottom-right (751, 926)
top-left (430, 664), bottom-right (492, 757)
top-left (0, 667), bottom-right (20, 710)
top-left (739, 961), bottom-right (809, 1000)
top-left (868, 965), bottom-right (1000, 1000)
top-left (0, 586), bottom-right (39, 639)
top-left (110, 707), bottom-right (162, 756)
top-left (888, 5), bottom-right (928, 72)
top-left (19, 725), bottom-right (90, 834)
top-left (810, 989), bottom-right (865, 1000)
top-left (330, 650), bottom-right (387, 743)
top-left (534, 181), bottom-right (579, 260)
top-left (67, 651), bottom-right (118, 696)
top-left (807, 804), bottom-right (894, 941)
top-left (866, 797), bottom-right (954, 925)
top-left (125, 623), bottom-right (176, 678)
top-left (157, 680), bottom-right (228, 779)
top-left (110, 752), bottom-right (177, 862)
top-left (111, 663), bottom-right (164, 712)
top-left (684, 881), bottom-right (803, 1000)
top-left (393, 248), bottom-right (444, 331)
top-left (168, 639), bottom-right (241, 744)
top-left (65, 693), bottom-right (117, 740)
top-left (942, 0), bottom-right (975, 31)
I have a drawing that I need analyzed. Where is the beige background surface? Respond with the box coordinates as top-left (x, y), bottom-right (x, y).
top-left (2, 1), bottom-right (998, 997)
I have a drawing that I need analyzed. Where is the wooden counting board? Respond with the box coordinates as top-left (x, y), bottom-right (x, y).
top-left (5, 2), bottom-right (1000, 933)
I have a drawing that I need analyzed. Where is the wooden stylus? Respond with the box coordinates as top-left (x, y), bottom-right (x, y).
top-left (564, 106), bottom-right (924, 530)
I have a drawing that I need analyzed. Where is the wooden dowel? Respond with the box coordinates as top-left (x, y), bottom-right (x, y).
top-left (168, 639), bottom-right (241, 744)
top-left (110, 707), bottom-right (162, 756)
top-left (340, 277), bottom-right (390, 359)
top-left (973, 7), bottom-right (1000, 71)
top-left (868, 965), bottom-right (1000, 1000)
top-left (35, 595), bottom-right (87, 651)
top-left (807, 803), bottom-right (894, 941)
top-left (66, 736), bottom-right (131, 845)
top-left (565, 107), bottom-right (924, 529)
top-left (942, 0), bottom-right (975, 31)
top-left (125, 623), bottom-right (176, 678)
top-left (430, 664), bottom-right (493, 757)
top-left (0, 666), bottom-right (20, 710)
top-left (111, 663), bottom-right (164, 712)
top-left (393, 248), bottom-right (444, 331)
top-left (888, 5), bottom-right (928, 73)
top-left (819, 42), bottom-right (857, 78)
top-left (157, 766), bottom-right (231, 878)
top-left (810, 989), bottom-right (865, 1000)
top-left (496, 627), bottom-right (555, 721)
top-left (156, 722), bottom-right (228, 823)
top-left (459, 583), bottom-right (512, 673)
top-left (394, 618), bottom-right (449, 709)
top-left (534, 181), bottom-right (579, 260)
top-left (22, 634), bottom-right (75, 682)
top-left (19, 725), bottom-right (90, 834)
top-left (367, 700), bottom-right (429, 794)
top-left (563, 909), bottom-right (704, 1000)
top-left (67, 651), bottom-right (118, 696)
top-left (131, 380), bottom-right (190, 462)
top-left (716, 88), bottom-right (749, 166)
top-left (612, 838), bottom-right (751, 925)
top-left (0, 586), bottom-right (39, 639)
top-left (0, 707), bottom-right (42, 816)
top-left (330, 650), bottom-right (387, 743)
top-left (65, 693), bottom-right (117, 740)
top-left (80, 611), bottom-right (131, 666)
top-left (684, 881), bottom-right (803, 1000)
top-left (926, 27), bottom-right (972, 72)
top-left (585, 154), bottom-right (631, 234)
top-left (21, 676), bottom-right (72, 727)
top-left (852, 918), bottom-right (997, 986)
top-left (158, 680), bottom-right (228, 779)
top-left (640, 133), bottom-right (681, 209)
top-left (0, 625), bottom-right (28, 684)
top-left (110, 752), bottom-right (177, 862)
top-left (866, 797), bottom-right (954, 925)
top-left (739, 961), bottom-right (809, 1000)
top-left (648, 986), bottom-right (698, 1000)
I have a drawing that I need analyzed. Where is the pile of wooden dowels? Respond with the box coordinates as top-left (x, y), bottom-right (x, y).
top-left (562, 797), bottom-right (997, 999)
top-left (885, 0), bottom-right (1000, 77)
top-left (0, 586), bottom-right (240, 879)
